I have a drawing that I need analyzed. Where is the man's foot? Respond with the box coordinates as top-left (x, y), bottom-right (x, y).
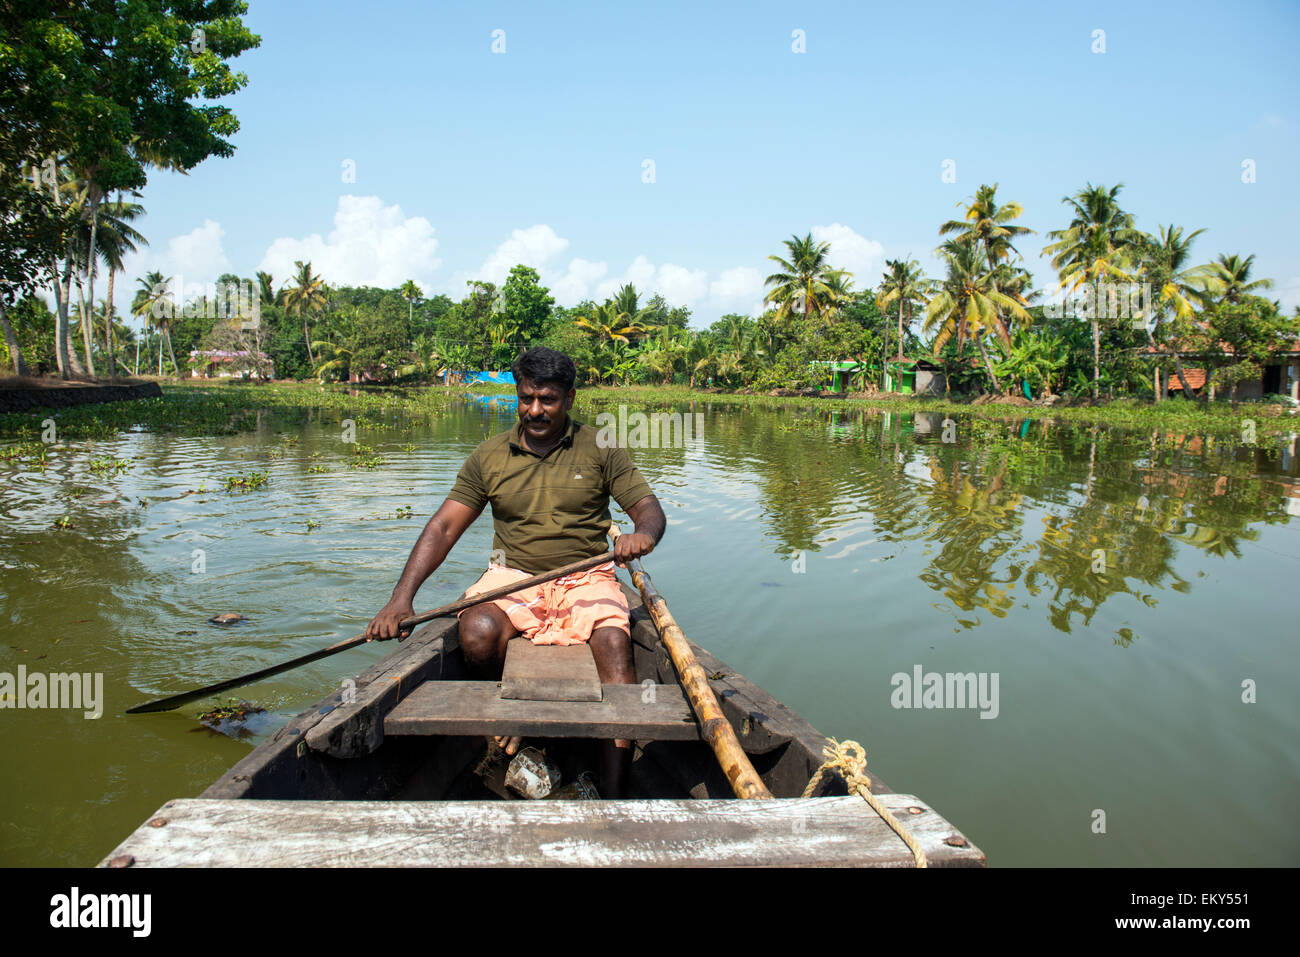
top-left (494, 734), bottom-right (525, 756)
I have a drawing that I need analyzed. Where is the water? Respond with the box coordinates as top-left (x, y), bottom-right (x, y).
top-left (2, 399), bottom-right (1297, 866)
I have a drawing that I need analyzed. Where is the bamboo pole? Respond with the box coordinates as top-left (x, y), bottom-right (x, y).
top-left (609, 524), bottom-right (773, 800)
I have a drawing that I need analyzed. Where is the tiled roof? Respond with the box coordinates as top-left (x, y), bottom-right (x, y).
top-left (1166, 368), bottom-right (1208, 391)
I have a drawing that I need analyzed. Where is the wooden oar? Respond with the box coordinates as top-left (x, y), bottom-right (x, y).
top-left (609, 524), bottom-right (773, 800)
top-left (125, 550), bottom-right (619, 715)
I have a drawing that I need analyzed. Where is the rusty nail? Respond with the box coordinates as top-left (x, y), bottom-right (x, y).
top-left (944, 835), bottom-right (967, 847)
top-left (107, 854), bottom-right (135, 868)
top-left (907, 806), bottom-right (924, 815)
top-left (149, 818), bottom-right (167, 828)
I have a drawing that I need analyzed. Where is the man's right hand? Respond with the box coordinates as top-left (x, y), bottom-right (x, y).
top-left (366, 597), bottom-right (415, 642)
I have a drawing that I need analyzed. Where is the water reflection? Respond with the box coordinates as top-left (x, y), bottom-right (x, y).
top-left (630, 404), bottom-right (1298, 639)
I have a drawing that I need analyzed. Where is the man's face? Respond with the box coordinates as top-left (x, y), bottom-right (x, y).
top-left (517, 376), bottom-right (575, 444)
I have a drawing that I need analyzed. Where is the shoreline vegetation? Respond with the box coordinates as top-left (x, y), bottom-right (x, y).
top-left (0, 379), bottom-right (1295, 447)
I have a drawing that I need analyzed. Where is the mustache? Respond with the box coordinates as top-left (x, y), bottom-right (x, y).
top-left (523, 416), bottom-right (550, 425)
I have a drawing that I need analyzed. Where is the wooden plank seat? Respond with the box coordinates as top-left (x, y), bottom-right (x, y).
top-left (99, 796), bottom-right (987, 867)
top-left (500, 637), bottom-right (602, 701)
top-left (384, 681), bottom-right (701, 740)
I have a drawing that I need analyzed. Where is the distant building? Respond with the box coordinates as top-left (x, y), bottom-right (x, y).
top-left (189, 349), bottom-right (274, 380)
top-left (1143, 342), bottom-right (1300, 401)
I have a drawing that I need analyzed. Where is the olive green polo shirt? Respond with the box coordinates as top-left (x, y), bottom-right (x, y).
top-left (446, 414), bottom-right (654, 574)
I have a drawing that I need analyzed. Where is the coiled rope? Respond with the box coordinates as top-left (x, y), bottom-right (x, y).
top-left (801, 737), bottom-right (928, 868)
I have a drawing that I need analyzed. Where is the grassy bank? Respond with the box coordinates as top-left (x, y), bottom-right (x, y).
top-left (0, 379), bottom-right (469, 442)
top-left (0, 378), bottom-right (1295, 445)
top-left (572, 384), bottom-right (1298, 437)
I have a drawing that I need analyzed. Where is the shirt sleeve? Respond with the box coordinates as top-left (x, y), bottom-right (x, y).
top-left (446, 446), bottom-right (488, 512)
top-left (605, 445), bottom-right (654, 512)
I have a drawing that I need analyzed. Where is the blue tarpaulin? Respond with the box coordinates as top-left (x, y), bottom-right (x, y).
top-left (450, 370), bottom-right (515, 385)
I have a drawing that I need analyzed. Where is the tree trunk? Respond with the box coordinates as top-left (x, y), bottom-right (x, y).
top-left (1091, 316), bottom-right (1100, 400)
top-left (60, 252), bottom-right (86, 375)
top-left (303, 316), bottom-right (315, 367)
top-left (1, 301), bottom-right (30, 376)
top-left (164, 326), bottom-right (180, 377)
top-left (1171, 352), bottom-right (1197, 399)
top-left (976, 333), bottom-right (1001, 392)
top-left (74, 274), bottom-right (96, 377)
top-left (105, 262), bottom-right (116, 377)
top-left (80, 188), bottom-right (100, 377)
top-left (897, 299), bottom-right (905, 360)
top-left (50, 261), bottom-right (70, 377)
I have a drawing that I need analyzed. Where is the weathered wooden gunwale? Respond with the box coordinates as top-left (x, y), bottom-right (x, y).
top-left (100, 796), bottom-right (984, 867)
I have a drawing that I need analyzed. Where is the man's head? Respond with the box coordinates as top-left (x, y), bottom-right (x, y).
top-left (512, 347), bottom-right (577, 446)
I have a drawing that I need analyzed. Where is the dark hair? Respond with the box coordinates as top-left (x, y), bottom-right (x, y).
top-left (512, 347), bottom-right (576, 393)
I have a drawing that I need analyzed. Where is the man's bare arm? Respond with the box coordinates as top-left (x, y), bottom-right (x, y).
top-left (366, 498), bottom-right (481, 640)
top-left (614, 494), bottom-right (666, 566)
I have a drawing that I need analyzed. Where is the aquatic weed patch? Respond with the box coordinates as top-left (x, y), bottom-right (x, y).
top-left (223, 470), bottom-right (269, 492)
top-left (88, 456), bottom-right (132, 476)
top-left (0, 381), bottom-right (466, 443)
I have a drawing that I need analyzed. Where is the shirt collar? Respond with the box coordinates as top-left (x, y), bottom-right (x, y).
top-left (509, 413), bottom-right (579, 456)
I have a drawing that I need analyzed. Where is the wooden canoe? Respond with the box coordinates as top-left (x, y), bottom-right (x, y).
top-left (101, 582), bottom-right (985, 867)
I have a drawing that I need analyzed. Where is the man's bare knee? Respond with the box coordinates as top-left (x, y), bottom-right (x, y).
top-left (589, 627), bottom-right (634, 683)
top-left (460, 607), bottom-right (509, 665)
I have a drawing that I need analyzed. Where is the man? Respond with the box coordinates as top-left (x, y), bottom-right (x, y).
top-left (366, 346), bottom-right (665, 797)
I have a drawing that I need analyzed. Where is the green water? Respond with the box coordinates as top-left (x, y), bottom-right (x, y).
top-left (2, 398), bottom-right (1298, 866)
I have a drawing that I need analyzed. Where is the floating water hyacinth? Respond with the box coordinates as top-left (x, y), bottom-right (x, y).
top-left (89, 457), bottom-right (132, 475)
top-left (223, 471), bottom-right (269, 491)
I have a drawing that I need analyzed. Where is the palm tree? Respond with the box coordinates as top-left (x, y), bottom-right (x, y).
top-left (1133, 225), bottom-right (1218, 397)
top-left (924, 239), bottom-right (1031, 391)
top-left (399, 279), bottom-right (422, 325)
top-left (130, 270), bottom-right (180, 376)
top-left (939, 183), bottom-right (1035, 349)
top-left (876, 258), bottom-right (932, 360)
top-left (81, 193), bottom-right (147, 376)
top-left (1042, 183), bottom-right (1141, 398)
top-left (822, 269), bottom-right (856, 323)
top-left (282, 261), bottom-right (328, 367)
top-left (1199, 253), bottom-right (1274, 305)
top-left (764, 233), bottom-right (842, 326)
top-left (574, 302), bottom-right (647, 346)
top-left (255, 271), bottom-right (277, 308)
top-left (312, 341), bottom-right (354, 382)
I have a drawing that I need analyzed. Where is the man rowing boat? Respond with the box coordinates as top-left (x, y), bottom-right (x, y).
top-left (366, 347), bottom-right (666, 797)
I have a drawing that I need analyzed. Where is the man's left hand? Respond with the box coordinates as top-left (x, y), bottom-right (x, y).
top-left (613, 531), bottom-right (656, 566)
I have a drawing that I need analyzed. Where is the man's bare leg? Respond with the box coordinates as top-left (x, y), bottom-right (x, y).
top-left (589, 626), bottom-right (635, 798)
top-left (458, 604), bottom-right (525, 755)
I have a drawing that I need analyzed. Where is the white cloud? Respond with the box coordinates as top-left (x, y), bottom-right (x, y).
top-left (477, 224), bottom-right (569, 285)
top-left (588, 255), bottom-right (713, 310)
top-left (810, 223), bottom-right (885, 290)
top-left (258, 195), bottom-right (440, 291)
top-left (594, 255), bottom-right (657, 302)
top-left (708, 266), bottom-right (766, 316)
top-left (655, 263), bottom-right (710, 308)
top-left (116, 219), bottom-right (232, 321)
top-left (550, 258), bottom-right (608, 305)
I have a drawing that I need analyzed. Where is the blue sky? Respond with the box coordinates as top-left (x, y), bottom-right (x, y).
top-left (106, 0), bottom-right (1300, 328)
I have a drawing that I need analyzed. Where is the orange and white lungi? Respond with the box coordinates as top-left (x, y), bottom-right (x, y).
top-left (457, 561), bottom-right (629, 645)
